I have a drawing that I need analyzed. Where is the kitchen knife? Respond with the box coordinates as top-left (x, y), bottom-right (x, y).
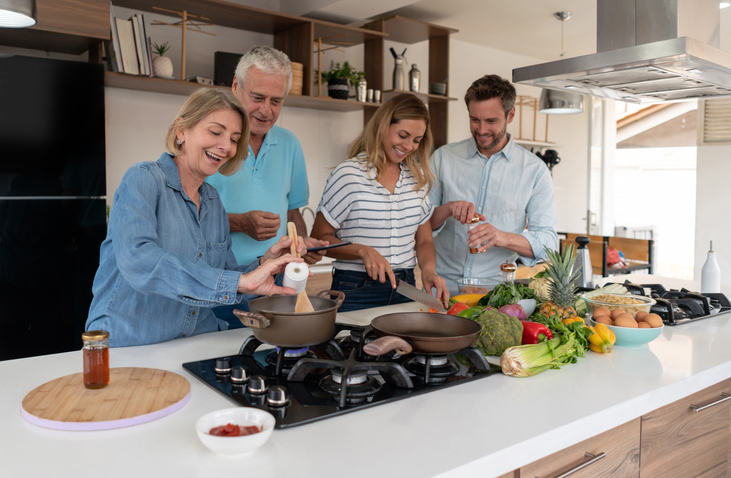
top-left (395, 279), bottom-right (446, 312)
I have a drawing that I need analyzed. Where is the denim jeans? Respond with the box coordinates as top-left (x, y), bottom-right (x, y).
top-left (331, 268), bottom-right (415, 313)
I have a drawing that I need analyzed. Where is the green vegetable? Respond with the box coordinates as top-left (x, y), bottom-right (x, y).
top-left (470, 308), bottom-right (523, 356)
top-left (457, 306), bottom-right (484, 319)
top-left (500, 320), bottom-right (591, 377)
top-left (477, 282), bottom-right (538, 308)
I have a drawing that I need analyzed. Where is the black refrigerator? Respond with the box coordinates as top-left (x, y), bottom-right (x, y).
top-left (0, 55), bottom-right (107, 360)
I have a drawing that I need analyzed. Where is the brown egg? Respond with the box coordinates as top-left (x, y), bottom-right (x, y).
top-left (635, 311), bottom-right (649, 322)
top-left (614, 315), bottom-right (639, 328)
top-left (638, 322), bottom-right (652, 328)
top-left (611, 307), bottom-right (627, 319)
top-left (616, 313), bottom-right (634, 322)
top-left (593, 307), bottom-right (611, 318)
top-left (594, 315), bottom-right (614, 326)
top-left (644, 313), bottom-right (664, 328)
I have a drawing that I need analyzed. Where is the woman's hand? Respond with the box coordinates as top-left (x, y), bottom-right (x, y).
top-left (259, 235), bottom-right (307, 264)
top-left (421, 270), bottom-right (450, 308)
top-left (238, 254), bottom-right (303, 296)
top-left (359, 246), bottom-right (396, 288)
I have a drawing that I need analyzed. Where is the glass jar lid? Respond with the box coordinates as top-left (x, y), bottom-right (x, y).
top-left (469, 214), bottom-right (481, 224)
top-left (82, 330), bottom-right (109, 341)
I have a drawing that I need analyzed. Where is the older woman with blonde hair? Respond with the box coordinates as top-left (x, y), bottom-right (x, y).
top-left (312, 93), bottom-right (448, 312)
top-left (86, 88), bottom-right (305, 347)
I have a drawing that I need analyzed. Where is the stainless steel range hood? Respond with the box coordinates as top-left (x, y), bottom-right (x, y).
top-left (513, 0), bottom-right (731, 104)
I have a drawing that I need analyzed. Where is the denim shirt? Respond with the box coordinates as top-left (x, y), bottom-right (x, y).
top-left (429, 136), bottom-right (558, 295)
top-left (86, 153), bottom-right (258, 347)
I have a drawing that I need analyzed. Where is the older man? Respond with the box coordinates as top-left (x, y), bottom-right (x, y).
top-left (207, 46), bottom-right (326, 325)
top-left (207, 45), bottom-right (326, 266)
top-left (428, 75), bottom-right (558, 295)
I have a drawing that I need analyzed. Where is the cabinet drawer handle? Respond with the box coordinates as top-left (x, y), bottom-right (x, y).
top-left (689, 392), bottom-right (731, 413)
top-left (539, 452), bottom-right (606, 478)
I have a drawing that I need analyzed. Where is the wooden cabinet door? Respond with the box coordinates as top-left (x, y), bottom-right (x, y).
top-left (521, 418), bottom-right (640, 478)
top-left (640, 379), bottom-right (731, 478)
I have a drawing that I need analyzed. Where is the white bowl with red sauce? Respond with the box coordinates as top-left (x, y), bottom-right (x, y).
top-left (195, 407), bottom-right (275, 456)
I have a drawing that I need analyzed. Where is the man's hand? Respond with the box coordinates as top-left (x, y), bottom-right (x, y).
top-left (301, 236), bottom-right (328, 265)
top-left (231, 211), bottom-right (280, 241)
top-left (448, 201), bottom-right (484, 225)
top-left (468, 222), bottom-right (508, 252)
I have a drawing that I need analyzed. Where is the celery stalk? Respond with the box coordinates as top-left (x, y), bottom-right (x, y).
top-left (500, 334), bottom-right (576, 377)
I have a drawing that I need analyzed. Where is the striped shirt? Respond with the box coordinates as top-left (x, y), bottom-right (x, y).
top-left (317, 155), bottom-right (434, 272)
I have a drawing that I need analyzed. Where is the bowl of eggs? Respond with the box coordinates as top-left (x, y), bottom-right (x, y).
top-left (586, 298), bottom-right (664, 347)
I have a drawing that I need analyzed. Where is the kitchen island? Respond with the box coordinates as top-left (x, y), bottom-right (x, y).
top-left (2, 273), bottom-right (731, 478)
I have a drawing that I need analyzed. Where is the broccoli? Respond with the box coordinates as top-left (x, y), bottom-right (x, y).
top-left (470, 309), bottom-right (524, 356)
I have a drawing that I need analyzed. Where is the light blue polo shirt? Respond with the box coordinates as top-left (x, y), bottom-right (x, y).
top-left (206, 125), bottom-right (309, 265)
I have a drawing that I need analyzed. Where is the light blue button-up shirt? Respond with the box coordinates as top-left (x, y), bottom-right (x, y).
top-left (428, 135), bottom-right (558, 295)
top-left (86, 153), bottom-right (259, 347)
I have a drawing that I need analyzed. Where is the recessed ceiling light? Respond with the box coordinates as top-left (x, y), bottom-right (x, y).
top-left (687, 68), bottom-right (705, 74)
top-left (565, 85), bottom-right (580, 90)
top-left (721, 2), bottom-right (730, 9)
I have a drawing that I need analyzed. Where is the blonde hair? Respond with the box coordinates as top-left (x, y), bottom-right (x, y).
top-left (165, 88), bottom-right (250, 176)
top-left (346, 93), bottom-right (434, 192)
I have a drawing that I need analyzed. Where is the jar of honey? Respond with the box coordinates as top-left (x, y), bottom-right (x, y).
top-left (81, 330), bottom-right (110, 389)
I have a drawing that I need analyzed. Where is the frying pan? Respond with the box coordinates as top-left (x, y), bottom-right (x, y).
top-left (362, 312), bottom-right (481, 356)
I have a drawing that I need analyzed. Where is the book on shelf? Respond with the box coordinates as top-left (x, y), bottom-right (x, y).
top-left (139, 13), bottom-right (153, 76)
top-left (108, 1), bottom-right (122, 72)
top-left (130, 14), bottom-right (147, 76)
top-left (115, 18), bottom-right (139, 75)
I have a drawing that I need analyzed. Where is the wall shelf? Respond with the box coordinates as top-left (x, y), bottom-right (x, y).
top-left (104, 72), bottom-right (382, 112)
top-left (514, 139), bottom-right (557, 148)
top-left (383, 89), bottom-right (457, 103)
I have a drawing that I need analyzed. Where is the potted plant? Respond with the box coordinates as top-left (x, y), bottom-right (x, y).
top-left (152, 41), bottom-right (174, 79)
top-left (315, 60), bottom-right (363, 99)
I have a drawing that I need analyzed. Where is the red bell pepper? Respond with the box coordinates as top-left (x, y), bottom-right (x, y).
top-left (521, 321), bottom-right (553, 344)
top-left (447, 302), bottom-right (470, 316)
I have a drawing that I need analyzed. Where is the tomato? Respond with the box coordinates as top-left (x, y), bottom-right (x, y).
top-left (447, 302), bottom-right (470, 316)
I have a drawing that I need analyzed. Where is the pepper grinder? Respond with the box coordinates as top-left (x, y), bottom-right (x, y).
top-left (701, 240), bottom-right (721, 293)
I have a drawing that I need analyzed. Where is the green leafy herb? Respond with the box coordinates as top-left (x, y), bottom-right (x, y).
top-left (477, 282), bottom-right (538, 308)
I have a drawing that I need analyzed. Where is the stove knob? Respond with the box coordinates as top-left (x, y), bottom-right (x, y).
top-left (231, 366), bottom-right (249, 383)
top-left (267, 385), bottom-right (289, 407)
top-left (247, 375), bottom-right (267, 394)
top-left (214, 357), bottom-right (232, 374)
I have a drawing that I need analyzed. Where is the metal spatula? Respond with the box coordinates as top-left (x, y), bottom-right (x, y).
top-left (287, 222), bottom-right (314, 313)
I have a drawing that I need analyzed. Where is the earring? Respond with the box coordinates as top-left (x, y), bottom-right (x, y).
top-left (176, 139), bottom-right (183, 145)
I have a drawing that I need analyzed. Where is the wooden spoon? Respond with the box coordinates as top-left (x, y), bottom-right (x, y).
top-left (287, 222), bottom-right (314, 313)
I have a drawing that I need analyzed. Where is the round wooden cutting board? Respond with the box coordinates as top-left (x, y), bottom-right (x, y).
top-left (21, 367), bottom-right (191, 431)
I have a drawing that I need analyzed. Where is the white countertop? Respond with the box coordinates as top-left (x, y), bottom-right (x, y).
top-left (3, 274), bottom-right (731, 478)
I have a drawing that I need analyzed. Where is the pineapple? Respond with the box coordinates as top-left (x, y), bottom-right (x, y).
top-left (540, 244), bottom-right (580, 320)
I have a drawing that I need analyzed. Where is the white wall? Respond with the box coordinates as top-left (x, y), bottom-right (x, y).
top-left (695, 145), bottom-right (730, 288)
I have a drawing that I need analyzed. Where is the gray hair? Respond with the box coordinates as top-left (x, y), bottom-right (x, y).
top-left (235, 45), bottom-right (292, 95)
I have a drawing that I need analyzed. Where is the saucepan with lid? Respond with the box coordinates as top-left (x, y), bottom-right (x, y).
top-left (233, 290), bottom-right (345, 347)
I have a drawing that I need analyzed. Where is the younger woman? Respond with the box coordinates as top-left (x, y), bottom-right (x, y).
top-left (312, 94), bottom-right (448, 312)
